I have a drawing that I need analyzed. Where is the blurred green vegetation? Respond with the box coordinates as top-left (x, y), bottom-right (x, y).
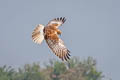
top-left (0, 57), bottom-right (108, 80)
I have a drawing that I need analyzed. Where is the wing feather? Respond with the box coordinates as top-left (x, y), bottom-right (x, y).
top-left (32, 24), bottom-right (44, 44)
top-left (45, 36), bottom-right (70, 61)
top-left (47, 17), bottom-right (66, 28)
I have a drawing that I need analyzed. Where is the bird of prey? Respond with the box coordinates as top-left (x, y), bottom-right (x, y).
top-left (32, 17), bottom-right (70, 61)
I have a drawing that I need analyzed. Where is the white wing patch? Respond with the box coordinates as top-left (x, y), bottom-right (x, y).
top-left (32, 24), bottom-right (44, 44)
top-left (49, 21), bottom-right (62, 27)
top-left (47, 17), bottom-right (66, 28)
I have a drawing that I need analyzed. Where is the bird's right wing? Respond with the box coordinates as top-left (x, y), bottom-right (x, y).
top-left (46, 17), bottom-right (66, 28)
top-left (32, 24), bottom-right (44, 44)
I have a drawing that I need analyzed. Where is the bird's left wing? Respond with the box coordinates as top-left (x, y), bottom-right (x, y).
top-left (45, 34), bottom-right (70, 61)
top-left (47, 17), bottom-right (66, 28)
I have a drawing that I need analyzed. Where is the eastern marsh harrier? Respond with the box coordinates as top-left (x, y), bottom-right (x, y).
top-left (32, 17), bottom-right (70, 61)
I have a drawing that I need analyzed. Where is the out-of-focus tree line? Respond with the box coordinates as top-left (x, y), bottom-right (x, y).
top-left (0, 57), bottom-right (109, 80)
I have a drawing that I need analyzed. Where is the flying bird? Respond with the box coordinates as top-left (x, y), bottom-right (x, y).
top-left (32, 17), bottom-right (70, 61)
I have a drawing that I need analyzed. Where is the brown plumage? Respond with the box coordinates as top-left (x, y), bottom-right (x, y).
top-left (32, 17), bottom-right (70, 61)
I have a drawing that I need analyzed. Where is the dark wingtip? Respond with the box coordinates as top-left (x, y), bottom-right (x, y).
top-left (66, 55), bottom-right (70, 60)
top-left (57, 18), bottom-right (59, 20)
top-left (67, 50), bottom-right (70, 53)
top-left (63, 50), bottom-right (71, 61)
top-left (64, 56), bottom-right (67, 61)
top-left (60, 17), bottom-right (62, 20)
top-left (55, 17), bottom-right (66, 23)
top-left (62, 17), bottom-right (66, 23)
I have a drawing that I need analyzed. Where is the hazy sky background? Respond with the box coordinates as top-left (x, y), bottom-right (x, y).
top-left (0, 0), bottom-right (120, 80)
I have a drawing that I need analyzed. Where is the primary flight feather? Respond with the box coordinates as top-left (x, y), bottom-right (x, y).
top-left (32, 17), bottom-right (70, 61)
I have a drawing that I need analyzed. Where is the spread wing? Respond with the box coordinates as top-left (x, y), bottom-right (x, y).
top-left (32, 24), bottom-right (44, 44)
top-left (47, 17), bottom-right (66, 28)
top-left (45, 34), bottom-right (70, 61)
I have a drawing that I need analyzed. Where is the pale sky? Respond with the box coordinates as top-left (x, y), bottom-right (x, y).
top-left (0, 0), bottom-right (120, 80)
